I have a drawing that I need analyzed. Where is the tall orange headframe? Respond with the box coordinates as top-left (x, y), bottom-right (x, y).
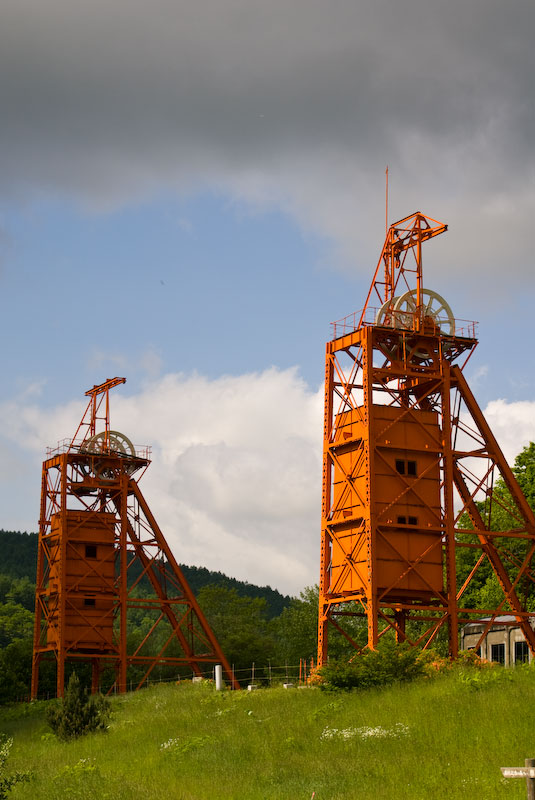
top-left (318, 213), bottom-right (535, 665)
top-left (32, 379), bottom-right (239, 698)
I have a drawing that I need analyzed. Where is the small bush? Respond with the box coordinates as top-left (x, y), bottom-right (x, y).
top-left (46, 673), bottom-right (110, 740)
top-left (318, 641), bottom-right (426, 691)
top-left (0, 734), bottom-right (30, 798)
top-left (455, 649), bottom-right (495, 669)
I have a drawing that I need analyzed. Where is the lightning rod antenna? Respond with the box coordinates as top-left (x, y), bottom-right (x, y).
top-left (385, 165), bottom-right (389, 235)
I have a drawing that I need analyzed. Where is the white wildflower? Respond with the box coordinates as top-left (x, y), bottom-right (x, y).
top-left (321, 727), bottom-right (358, 740)
top-left (356, 723), bottom-right (409, 739)
top-left (321, 722), bottom-right (409, 742)
top-left (160, 737), bottom-right (180, 751)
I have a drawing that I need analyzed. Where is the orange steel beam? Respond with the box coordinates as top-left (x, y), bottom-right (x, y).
top-left (118, 480), bottom-right (239, 690)
top-left (110, 492), bottom-right (203, 691)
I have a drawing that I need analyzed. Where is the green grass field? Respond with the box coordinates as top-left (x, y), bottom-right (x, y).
top-left (2, 665), bottom-right (535, 800)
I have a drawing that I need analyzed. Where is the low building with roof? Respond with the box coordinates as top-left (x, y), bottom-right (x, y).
top-left (461, 615), bottom-right (533, 666)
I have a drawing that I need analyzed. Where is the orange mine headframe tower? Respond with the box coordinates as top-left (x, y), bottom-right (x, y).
top-left (32, 378), bottom-right (239, 698)
top-left (318, 212), bottom-right (535, 664)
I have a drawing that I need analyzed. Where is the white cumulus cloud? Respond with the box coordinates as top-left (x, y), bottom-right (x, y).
top-left (0, 367), bottom-right (323, 595)
top-left (483, 399), bottom-right (535, 464)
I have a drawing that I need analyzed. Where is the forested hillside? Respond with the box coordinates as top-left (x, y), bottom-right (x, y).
top-left (0, 531), bottom-right (38, 580)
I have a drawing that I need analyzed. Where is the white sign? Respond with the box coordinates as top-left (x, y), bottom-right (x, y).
top-left (501, 767), bottom-right (535, 779)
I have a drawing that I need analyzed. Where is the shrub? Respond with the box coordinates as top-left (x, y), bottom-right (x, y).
top-left (46, 673), bottom-right (110, 740)
top-left (318, 641), bottom-right (426, 691)
top-left (52, 758), bottom-right (111, 800)
top-left (0, 734), bottom-right (29, 798)
top-left (456, 649), bottom-right (494, 669)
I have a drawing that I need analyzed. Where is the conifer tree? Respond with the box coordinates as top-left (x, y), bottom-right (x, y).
top-left (46, 672), bottom-right (110, 740)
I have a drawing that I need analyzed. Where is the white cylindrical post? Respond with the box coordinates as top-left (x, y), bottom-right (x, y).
top-left (215, 664), bottom-right (223, 691)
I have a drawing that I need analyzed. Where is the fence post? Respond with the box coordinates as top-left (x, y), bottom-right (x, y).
top-left (215, 665), bottom-right (223, 691)
top-left (526, 759), bottom-right (535, 800)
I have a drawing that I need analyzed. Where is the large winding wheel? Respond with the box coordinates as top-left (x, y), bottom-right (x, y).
top-left (81, 430), bottom-right (137, 479)
top-left (393, 288), bottom-right (455, 336)
top-left (376, 288), bottom-right (455, 360)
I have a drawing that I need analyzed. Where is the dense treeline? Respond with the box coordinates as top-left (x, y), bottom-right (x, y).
top-left (177, 565), bottom-right (290, 618)
top-left (0, 531), bottom-right (38, 580)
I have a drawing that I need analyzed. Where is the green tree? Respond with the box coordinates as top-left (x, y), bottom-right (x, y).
top-left (0, 577), bottom-right (12, 605)
top-left (512, 442), bottom-right (535, 509)
top-left (46, 673), bottom-right (110, 740)
top-left (0, 640), bottom-right (32, 704)
top-left (0, 603), bottom-right (33, 649)
top-left (271, 585), bottom-right (319, 667)
top-left (456, 442), bottom-right (535, 612)
top-left (6, 577), bottom-right (35, 611)
top-left (197, 585), bottom-right (274, 676)
top-left (272, 584), bottom-right (371, 665)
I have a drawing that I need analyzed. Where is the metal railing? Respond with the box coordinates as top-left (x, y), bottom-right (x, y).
top-left (46, 438), bottom-right (152, 461)
top-left (331, 306), bottom-right (478, 341)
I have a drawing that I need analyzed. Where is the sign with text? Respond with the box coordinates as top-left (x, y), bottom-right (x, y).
top-left (501, 760), bottom-right (535, 800)
top-left (502, 768), bottom-right (535, 779)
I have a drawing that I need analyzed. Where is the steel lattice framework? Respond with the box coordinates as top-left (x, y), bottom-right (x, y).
top-left (318, 213), bottom-right (535, 663)
top-left (32, 378), bottom-right (239, 697)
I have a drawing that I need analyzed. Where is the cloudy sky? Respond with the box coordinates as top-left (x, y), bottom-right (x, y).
top-left (0, 0), bottom-right (534, 594)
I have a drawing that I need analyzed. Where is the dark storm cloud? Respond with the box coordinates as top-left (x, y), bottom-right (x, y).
top-left (0, 0), bottom-right (533, 283)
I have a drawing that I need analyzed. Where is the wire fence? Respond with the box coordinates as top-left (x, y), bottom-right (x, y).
top-left (20, 659), bottom-right (318, 703)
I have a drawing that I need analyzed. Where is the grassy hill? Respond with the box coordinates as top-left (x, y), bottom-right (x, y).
top-left (2, 665), bottom-right (535, 799)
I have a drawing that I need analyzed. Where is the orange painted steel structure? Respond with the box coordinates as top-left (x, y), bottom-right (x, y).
top-left (318, 212), bottom-right (535, 663)
top-left (32, 378), bottom-right (239, 697)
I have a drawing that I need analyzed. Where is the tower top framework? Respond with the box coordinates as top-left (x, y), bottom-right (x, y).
top-left (362, 212), bottom-right (447, 317)
top-left (75, 377), bottom-right (126, 443)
